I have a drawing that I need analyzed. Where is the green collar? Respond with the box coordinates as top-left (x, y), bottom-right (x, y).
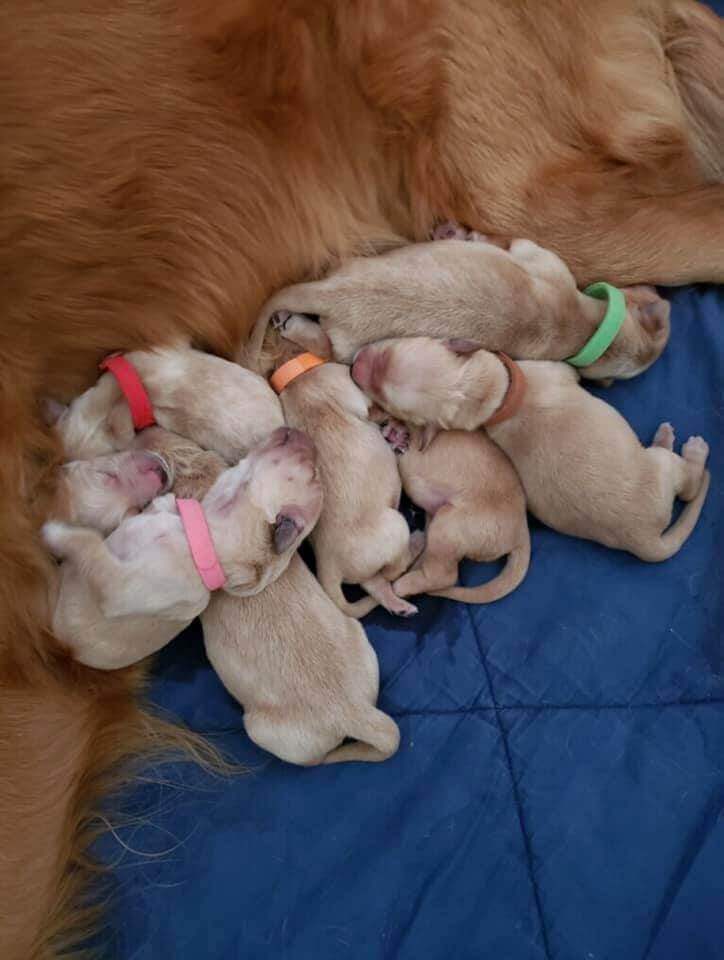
top-left (566, 282), bottom-right (626, 367)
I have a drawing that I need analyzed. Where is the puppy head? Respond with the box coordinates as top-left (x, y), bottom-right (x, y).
top-left (203, 426), bottom-right (323, 596)
top-left (61, 450), bottom-right (171, 534)
top-left (578, 285), bottom-right (670, 381)
top-left (352, 337), bottom-right (495, 429)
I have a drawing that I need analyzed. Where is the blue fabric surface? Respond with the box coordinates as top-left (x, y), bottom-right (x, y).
top-left (98, 278), bottom-right (723, 960)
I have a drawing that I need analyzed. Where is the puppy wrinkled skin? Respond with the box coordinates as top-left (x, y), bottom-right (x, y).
top-left (54, 344), bottom-right (284, 462)
top-left (251, 239), bottom-right (670, 381)
top-left (203, 553), bottom-right (399, 765)
top-left (384, 425), bottom-right (530, 603)
top-left (353, 338), bottom-right (710, 561)
top-left (45, 427), bottom-right (322, 669)
top-left (277, 361), bottom-right (421, 617)
top-left (51, 450), bottom-right (170, 535)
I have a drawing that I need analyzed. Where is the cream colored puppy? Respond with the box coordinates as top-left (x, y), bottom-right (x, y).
top-left (52, 343), bottom-right (284, 461)
top-left (44, 427), bottom-right (322, 669)
top-left (382, 424), bottom-right (530, 603)
top-left (276, 359), bottom-right (422, 617)
top-left (203, 554), bottom-right (400, 765)
top-left (352, 337), bottom-right (710, 562)
top-left (52, 449), bottom-right (171, 534)
top-left (250, 238), bottom-right (670, 381)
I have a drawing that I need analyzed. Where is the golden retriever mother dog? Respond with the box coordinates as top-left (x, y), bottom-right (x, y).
top-left (1, 1), bottom-right (723, 956)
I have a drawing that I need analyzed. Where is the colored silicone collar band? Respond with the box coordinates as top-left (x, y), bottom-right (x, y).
top-left (271, 353), bottom-right (326, 393)
top-left (176, 497), bottom-right (227, 591)
top-left (566, 282), bottom-right (626, 368)
top-left (484, 353), bottom-right (527, 427)
top-left (99, 353), bottom-right (156, 431)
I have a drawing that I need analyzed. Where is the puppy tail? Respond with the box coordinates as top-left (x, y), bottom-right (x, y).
top-left (635, 471), bottom-right (710, 562)
top-left (430, 529), bottom-right (531, 605)
top-left (323, 709), bottom-right (400, 764)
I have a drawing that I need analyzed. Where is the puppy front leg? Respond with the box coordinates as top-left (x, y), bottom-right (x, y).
top-left (271, 311), bottom-right (332, 358)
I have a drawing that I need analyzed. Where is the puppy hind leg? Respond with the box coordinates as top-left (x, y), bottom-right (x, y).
top-left (651, 421), bottom-right (675, 450)
top-left (361, 574), bottom-right (418, 617)
top-left (507, 238), bottom-right (576, 287)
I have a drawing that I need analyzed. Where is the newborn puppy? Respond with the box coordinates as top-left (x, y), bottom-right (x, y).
top-left (383, 425), bottom-right (530, 603)
top-left (52, 449), bottom-right (170, 534)
top-left (45, 427), bottom-right (322, 669)
top-left (352, 337), bottom-right (710, 562)
top-left (250, 238), bottom-right (670, 381)
top-left (51, 343), bottom-right (284, 461)
top-left (203, 553), bottom-right (400, 765)
top-left (274, 357), bottom-right (422, 617)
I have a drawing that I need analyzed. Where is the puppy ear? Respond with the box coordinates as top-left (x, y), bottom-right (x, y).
top-left (444, 338), bottom-right (483, 356)
top-left (273, 511), bottom-right (303, 554)
top-left (638, 299), bottom-right (670, 338)
top-left (42, 398), bottom-right (68, 426)
top-left (418, 423), bottom-right (440, 452)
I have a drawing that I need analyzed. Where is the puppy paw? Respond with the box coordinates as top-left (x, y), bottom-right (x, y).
top-left (652, 422), bottom-right (675, 450)
top-left (381, 419), bottom-right (410, 454)
top-left (41, 521), bottom-right (74, 557)
top-left (387, 596), bottom-right (418, 618)
top-left (270, 309), bottom-right (291, 331)
top-left (431, 220), bottom-right (468, 241)
top-left (682, 435), bottom-right (709, 466)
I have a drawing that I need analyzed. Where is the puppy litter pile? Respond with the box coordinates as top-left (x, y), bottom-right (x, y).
top-left (43, 224), bottom-right (711, 766)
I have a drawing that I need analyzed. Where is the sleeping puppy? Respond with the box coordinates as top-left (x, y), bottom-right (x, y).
top-left (250, 238), bottom-right (670, 382)
top-left (381, 423), bottom-right (530, 603)
top-left (203, 553), bottom-right (400, 765)
top-left (51, 449), bottom-right (171, 534)
top-left (51, 343), bottom-right (284, 461)
top-left (44, 426), bottom-right (322, 669)
top-left (273, 356), bottom-right (422, 617)
top-left (352, 337), bottom-right (710, 562)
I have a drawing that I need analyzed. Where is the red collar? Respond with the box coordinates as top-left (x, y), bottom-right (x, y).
top-left (484, 353), bottom-right (526, 427)
top-left (99, 353), bottom-right (156, 431)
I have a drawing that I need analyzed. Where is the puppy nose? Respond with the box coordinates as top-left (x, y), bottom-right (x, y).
top-left (130, 451), bottom-right (171, 491)
top-left (270, 426), bottom-right (292, 446)
top-left (351, 347), bottom-right (373, 389)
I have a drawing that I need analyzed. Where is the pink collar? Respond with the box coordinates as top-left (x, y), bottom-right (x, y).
top-left (176, 498), bottom-right (227, 591)
top-left (99, 353), bottom-right (156, 431)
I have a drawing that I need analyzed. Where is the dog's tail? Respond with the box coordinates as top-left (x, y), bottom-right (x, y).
top-left (634, 471), bottom-right (710, 562)
top-left (430, 529), bottom-right (531, 604)
top-left (316, 562), bottom-right (379, 619)
top-left (323, 708), bottom-right (400, 764)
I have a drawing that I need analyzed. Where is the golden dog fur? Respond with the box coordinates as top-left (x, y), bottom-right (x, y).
top-left (1, 1), bottom-right (723, 955)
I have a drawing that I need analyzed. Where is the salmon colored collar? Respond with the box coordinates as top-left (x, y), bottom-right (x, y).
top-left (484, 353), bottom-right (527, 427)
top-left (176, 497), bottom-right (226, 591)
top-left (271, 353), bottom-right (326, 393)
top-left (99, 353), bottom-right (156, 431)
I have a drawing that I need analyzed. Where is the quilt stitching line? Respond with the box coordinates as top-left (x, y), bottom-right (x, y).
top-left (201, 697), bottom-right (724, 736)
top-left (466, 608), bottom-right (554, 960)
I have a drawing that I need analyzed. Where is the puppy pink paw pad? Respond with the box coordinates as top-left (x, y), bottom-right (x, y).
top-left (652, 422), bottom-right (675, 450)
top-left (682, 436), bottom-right (709, 465)
top-left (432, 220), bottom-right (467, 241)
top-left (381, 420), bottom-right (410, 454)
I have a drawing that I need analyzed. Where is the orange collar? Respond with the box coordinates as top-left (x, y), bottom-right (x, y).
top-left (270, 353), bottom-right (326, 394)
top-left (484, 353), bottom-right (526, 427)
